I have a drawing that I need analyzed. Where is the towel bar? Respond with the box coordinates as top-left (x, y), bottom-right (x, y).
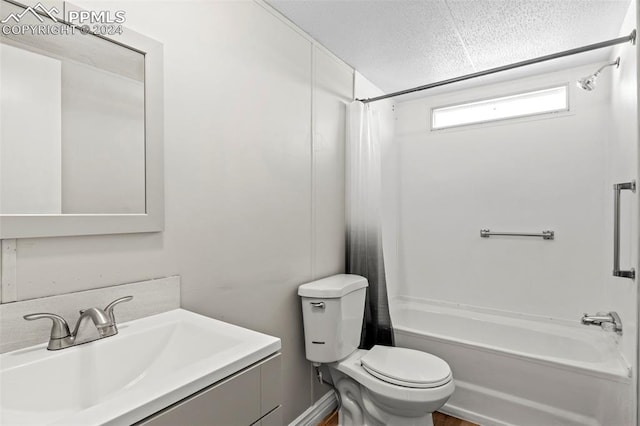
top-left (480, 229), bottom-right (554, 240)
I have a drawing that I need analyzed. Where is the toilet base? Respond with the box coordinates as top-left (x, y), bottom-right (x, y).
top-left (338, 406), bottom-right (434, 426)
top-left (332, 370), bottom-right (437, 426)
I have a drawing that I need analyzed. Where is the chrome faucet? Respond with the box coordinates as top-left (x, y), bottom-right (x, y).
top-left (581, 311), bottom-right (622, 335)
top-left (24, 296), bottom-right (133, 350)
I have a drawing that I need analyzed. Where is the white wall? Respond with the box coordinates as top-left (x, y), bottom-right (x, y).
top-left (1, 1), bottom-right (353, 422)
top-left (394, 64), bottom-right (615, 320)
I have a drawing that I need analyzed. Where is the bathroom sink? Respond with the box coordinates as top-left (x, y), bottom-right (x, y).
top-left (0, 309), bottom-right (281, 425)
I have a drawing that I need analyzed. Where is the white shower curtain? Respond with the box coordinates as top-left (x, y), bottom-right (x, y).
top-left (346, 101), bottom-right (394, 348)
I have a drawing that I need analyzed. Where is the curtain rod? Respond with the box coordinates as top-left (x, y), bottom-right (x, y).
top-left (357, 30), bottom-right (636, 104)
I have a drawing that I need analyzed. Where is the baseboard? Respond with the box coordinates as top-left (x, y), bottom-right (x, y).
top-left (289, 391), bottom-right (337, 426)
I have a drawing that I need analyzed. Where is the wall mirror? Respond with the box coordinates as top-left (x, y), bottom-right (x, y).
top-left (0, 0), bottom-right (163, 238)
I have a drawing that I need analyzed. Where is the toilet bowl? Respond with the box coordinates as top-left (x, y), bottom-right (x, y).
top-left (331, 347), bottom-right (454, 426)
top-left (298, 274), bottom-right (454, 426)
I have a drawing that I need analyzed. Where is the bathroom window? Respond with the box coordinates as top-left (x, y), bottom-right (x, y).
top-left (431, 85), bottom-right (568, 130)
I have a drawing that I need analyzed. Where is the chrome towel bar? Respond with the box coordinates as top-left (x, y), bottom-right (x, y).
top-left (480, 229), bottom-right (554, 240)
top-left (613, 181), bottom-right (636, 279)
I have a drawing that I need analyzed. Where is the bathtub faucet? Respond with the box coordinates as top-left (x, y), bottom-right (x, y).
top-left (581, 311), bottom-right (622, 335)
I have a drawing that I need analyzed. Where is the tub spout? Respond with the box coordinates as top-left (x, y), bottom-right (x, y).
top-left (581, 312), bottom-right (622, 335)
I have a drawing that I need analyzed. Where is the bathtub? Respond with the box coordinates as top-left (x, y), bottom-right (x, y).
top-left (392, 298), bottom-right (633, 426)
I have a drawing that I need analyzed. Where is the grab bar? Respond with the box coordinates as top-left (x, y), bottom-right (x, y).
top-left (613, 181), bottom-right (636, 279)
top-left (480, 229), bottom-right (554, 240)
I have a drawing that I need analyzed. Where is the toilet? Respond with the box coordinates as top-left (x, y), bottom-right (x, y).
top-left (298, 274), bottom-right (454, 426)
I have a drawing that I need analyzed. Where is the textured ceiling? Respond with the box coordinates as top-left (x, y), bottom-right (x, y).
top-left (268, 0), bottom-right (632, 95)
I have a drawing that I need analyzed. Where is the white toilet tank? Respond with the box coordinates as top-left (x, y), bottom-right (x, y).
top-left (298, 274), bottom-right (368, 363)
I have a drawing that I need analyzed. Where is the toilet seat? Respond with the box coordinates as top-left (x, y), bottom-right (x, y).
top-left (334, 349), bottom-right (455, 414)
top-left (360, 345), bottom-right (452, 388)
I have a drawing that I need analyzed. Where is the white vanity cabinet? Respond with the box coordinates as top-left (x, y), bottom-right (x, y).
top-left (136, 353), bottom-right (282, 426)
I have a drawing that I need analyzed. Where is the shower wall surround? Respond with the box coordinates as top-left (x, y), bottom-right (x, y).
top-left (392, 44), bottom-right (639, 421)
top-left (393, 62), bottom-right (629, 323)
top-left (0, 1), bottom-right (363, 422)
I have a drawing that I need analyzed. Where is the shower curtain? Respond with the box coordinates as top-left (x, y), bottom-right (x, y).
top-left (346, 101), bottom-right (394, 349)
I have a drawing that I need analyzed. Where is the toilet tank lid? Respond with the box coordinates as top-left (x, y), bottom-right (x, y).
top-left (298, 274), bottom-right (368, 298)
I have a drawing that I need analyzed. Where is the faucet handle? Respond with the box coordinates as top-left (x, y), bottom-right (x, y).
top-left (104, 296), bottom-right (133, 323)
top-left (23, 313), bottom-right (71, 340)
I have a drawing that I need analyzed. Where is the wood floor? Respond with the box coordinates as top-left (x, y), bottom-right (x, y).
top-left (433, 412), bottom-right (479, 426)
top-left (318, 410), bottom-right (478, 426)
top-left (317, 410), bottom-right (338, 426)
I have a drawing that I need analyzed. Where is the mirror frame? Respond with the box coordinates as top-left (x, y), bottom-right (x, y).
top-left (0, 1), bottom-right (164, 239)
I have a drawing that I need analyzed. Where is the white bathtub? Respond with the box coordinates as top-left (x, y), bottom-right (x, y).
top-left (392, 298), bottom-right (633, 426)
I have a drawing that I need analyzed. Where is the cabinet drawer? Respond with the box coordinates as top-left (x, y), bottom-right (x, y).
top-left (260, 354), bottom-right (282, 416)
top-left (137, 365), bottom-right (261, 426)
top-left (254, 406), bottom-right (283, 426)
top-left (136, 354), bottom-right (281, 426)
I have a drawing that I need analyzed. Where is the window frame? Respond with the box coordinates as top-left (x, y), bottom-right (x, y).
top-left (430, 84), bottom-right (570, 131)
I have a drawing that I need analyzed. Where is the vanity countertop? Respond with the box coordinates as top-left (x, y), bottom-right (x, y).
top-left (0, 309), bottom-right (281, 426)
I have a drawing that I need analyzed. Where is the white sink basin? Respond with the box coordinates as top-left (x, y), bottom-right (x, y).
top-left (0, 309), bottom-right (281, 425)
